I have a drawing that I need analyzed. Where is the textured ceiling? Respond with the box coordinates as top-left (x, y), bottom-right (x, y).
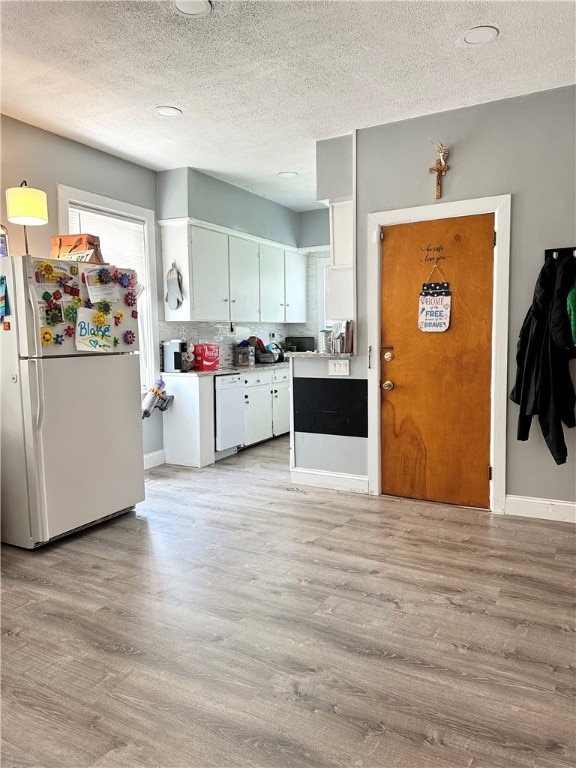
top-left (1, 1), bottom-right (574, 211)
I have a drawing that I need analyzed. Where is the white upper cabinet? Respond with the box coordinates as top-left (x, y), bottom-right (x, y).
top-left (259, 244), bottom-right (285, 323)
top-left (330, 200), bottom-right (353, 267)
top-left (284, 251), bottom-right (307, 322)
top-left (325, 265), bottom-right (354, 320)
top-left (160, 219), bottom-right (307, 324)
top-left (229, 236), bottom-right (260, 322)
top-left (190, 226), bottom-right (229, 321)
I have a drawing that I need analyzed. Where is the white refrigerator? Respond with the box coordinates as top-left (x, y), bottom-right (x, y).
top-left (1, 255), bottom-right (145, 548)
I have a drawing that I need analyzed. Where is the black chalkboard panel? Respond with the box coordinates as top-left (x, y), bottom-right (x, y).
top-left (293, 377), bottom-right (368, 438)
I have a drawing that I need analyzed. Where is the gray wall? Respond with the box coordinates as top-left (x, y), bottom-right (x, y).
top-left (299, 208), bottom-right (330, 248)
top-left (316, 134), bottom-right (353, 201)
top-left (158, 168), bottom-right (300, 247)
top-left (1, 115), bottom-right (164, 453)
top-left (353, 86), bottom-right (575, 502)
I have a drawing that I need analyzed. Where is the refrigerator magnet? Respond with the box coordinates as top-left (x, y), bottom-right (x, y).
top-left (114, 311), bottom-right (124, 326)
top-left (64, 304), bottom-right (77, 323)
top-left (41, 328), bottom-right (53, 345)
top-left (93, 311), bottom-right (107, 328)
top-left (98, 267), bottom-right (113, 284)
top-left (124, 291), bottom-right (137, 307)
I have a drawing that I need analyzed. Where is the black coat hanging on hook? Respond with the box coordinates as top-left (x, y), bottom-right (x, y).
top-left (510, 248), bottom-right (576, 465)
top-left (418, 264), bottom-right (451, 332)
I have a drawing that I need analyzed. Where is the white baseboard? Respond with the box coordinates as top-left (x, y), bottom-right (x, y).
top-left (504, 495), bottom-right (576, 523)
top-left (144, 450), bottom-right (166, 470)
top-left (290, 467), bottom-right (369, 493)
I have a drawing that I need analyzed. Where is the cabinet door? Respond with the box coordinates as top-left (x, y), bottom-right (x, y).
top-left (229, 237), bottom-right (260, 322)
top-left (259, 244), bottom-right (285, 323)
top-left (190, 226), bottom-right (230, 321)
top-left (244, 385), bottom-right (273, 446)
top-left (284, 251), bottom-right (307, 322)
top-left (330, 200), bottom-right (353, 267)
top-left (272, 380), bottom-right (290, 436)
top-left (325, 266), bottom-right (354, 320)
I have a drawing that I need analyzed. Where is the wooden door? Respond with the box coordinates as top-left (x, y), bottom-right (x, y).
top-left (380, 213), bottom-right (494, 509)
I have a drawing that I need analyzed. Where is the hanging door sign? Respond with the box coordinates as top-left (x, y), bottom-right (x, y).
top-left (418, 280), bottom-right (452, 332)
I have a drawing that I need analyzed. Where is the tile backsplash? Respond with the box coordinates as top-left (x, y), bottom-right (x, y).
top-left (158, 322), bottom-right (287, 368)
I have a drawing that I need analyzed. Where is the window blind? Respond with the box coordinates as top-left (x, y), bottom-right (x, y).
top-left (68, 204), bottom-right (152, 387)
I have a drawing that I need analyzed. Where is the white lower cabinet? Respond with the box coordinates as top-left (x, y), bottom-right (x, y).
top-left (272, 381), bottom-right (290, 436)
top-left (242, 368), bottom-right (290, 445)
top-left (162, 373), bottom-right (215, 467)
top-left (243, 371), bottom-right (273, 446)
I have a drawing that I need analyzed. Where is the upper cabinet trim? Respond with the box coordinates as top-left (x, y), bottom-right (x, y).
top-left (159, 217), bottom-right (301, 254)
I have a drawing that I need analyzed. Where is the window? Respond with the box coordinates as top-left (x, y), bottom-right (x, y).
top-left (58, 186), bottom-right (158, 389)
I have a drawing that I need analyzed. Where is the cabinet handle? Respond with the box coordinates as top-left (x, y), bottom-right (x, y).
top-left (280, 303), bottom-right (284, 306)
top-left (244, 394), bottom-right (248, 399)
top-left (231, 299), bottom-right (236, 303)
top-left (286, 304), bottom-right (290, 307)
top-left (274, 389), bottom-right (277, 393)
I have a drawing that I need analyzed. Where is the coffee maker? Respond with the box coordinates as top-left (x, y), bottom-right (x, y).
top-left (161, 340), bottom-right (186, 373)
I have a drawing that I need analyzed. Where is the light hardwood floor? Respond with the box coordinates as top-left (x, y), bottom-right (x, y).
top-left (2, 436), bottom-right (575, 768)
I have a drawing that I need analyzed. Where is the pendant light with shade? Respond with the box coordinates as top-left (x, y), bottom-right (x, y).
top-left (5, 180), bottom-right (49, 255)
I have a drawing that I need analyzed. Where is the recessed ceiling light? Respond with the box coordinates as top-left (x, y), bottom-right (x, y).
top-left (277, 171), bottom-right (298, 178)
top-left (156, 106), bottom-right (183, 117)
top-left (458, 25), bottom-right (499, 47)
top-left (169, 0), bottom-right (212, 18)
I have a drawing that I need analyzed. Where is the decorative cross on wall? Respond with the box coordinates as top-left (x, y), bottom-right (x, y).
top-left (429, 141), bottom-right (450, 199)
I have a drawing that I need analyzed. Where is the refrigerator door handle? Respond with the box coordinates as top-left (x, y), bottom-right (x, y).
top-left (27, 284), bottom-right (40, 358)
top-left (32, 360), bottom-right (45, 431)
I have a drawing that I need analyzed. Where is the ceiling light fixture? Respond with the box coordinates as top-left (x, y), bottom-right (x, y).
top-left (156, 106), bottom-right (183, 117)
top-left (458, 25), bottom-right (499, 47)
top-left (277, 171), bottom-right (298, 178)
top-left (169, 0), bottom-right (212, 18)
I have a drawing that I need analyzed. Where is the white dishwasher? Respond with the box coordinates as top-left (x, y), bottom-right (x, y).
top-left (214, 374), bottom-right (245, 451)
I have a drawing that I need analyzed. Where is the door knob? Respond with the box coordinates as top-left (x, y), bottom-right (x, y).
top-left (383, 351), bottom-right (394, 362)
top-left (382, 380), bottom-right (394, 391)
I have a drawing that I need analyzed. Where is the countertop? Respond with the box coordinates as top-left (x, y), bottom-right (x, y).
top-left (284, 352), bottom-right (352, 358)
top-left (162, 362), bottom-right (289, 378)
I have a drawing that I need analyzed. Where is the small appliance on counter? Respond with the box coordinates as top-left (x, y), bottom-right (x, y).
top-left (285, 336), bottom-right (315, 352)
top-left (161, 339), bottom-right (187, 373)
top-left (234, 345), bottom-right (255, 367)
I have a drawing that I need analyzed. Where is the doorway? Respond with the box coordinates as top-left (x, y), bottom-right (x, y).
top-left (380, 214), bottom-right (493, 508)
top-left (367, 196), bottom-right (511, 512)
